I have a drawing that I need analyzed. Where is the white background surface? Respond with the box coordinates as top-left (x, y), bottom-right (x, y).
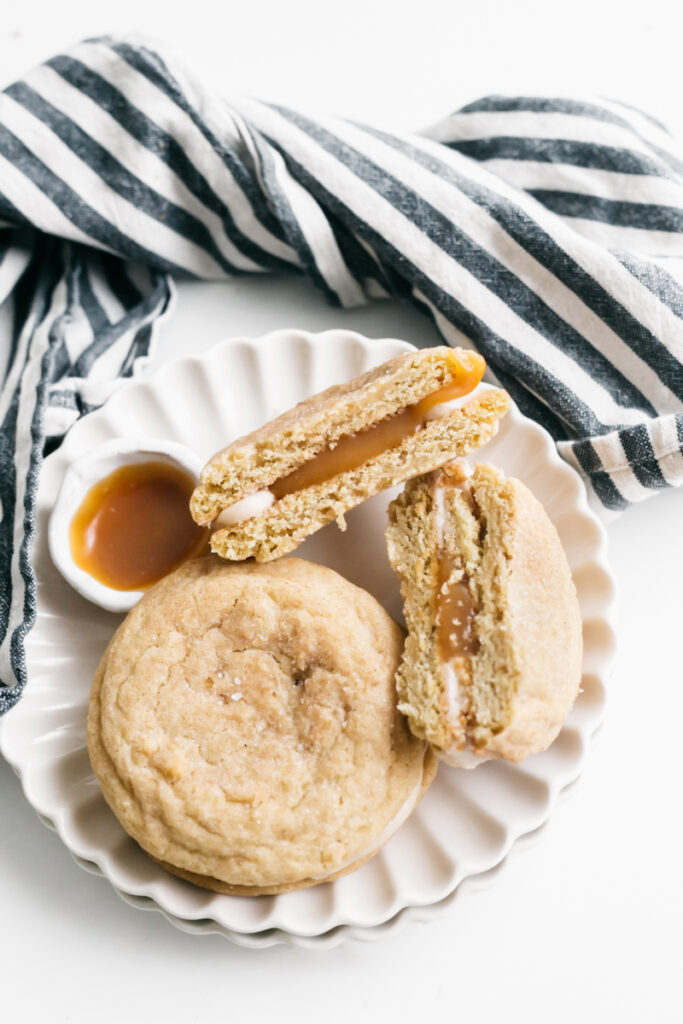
top-left (1, 4), bottom-right (682, 1022)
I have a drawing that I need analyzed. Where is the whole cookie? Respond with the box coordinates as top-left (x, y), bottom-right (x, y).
top-left (88, 556), bottom-right (435, 894)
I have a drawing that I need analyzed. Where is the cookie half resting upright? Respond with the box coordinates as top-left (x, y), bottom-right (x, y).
top-left (87, 556), bottom-right (436, 895)
top-left (386, 463), bottom-right (583, 767)
top-left (191, 347), bottom-right (509, 562)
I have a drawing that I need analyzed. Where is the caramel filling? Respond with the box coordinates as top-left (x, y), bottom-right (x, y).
top-left (436, 564), bottom-right (479, 660)
top-left (271, 352), bottom-right (485, 500)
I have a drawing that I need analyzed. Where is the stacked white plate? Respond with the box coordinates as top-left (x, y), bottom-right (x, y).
top-left (0, 330), bottom-right (617, 947)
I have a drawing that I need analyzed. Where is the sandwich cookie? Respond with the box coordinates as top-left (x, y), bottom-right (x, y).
top-left (385, 463), bottom-right (583, 767)
top-left (88, 557), bottom-right (436, 895)
top-left (191, 347), bottom-right (509, 562)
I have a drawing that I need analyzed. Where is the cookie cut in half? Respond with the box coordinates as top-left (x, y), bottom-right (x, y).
top-left (88, 557), bottom-right (436, 895)
top-left (190, 346), bottom-right (509, 562)
top-left (386, 463), bottom-right (583, 767)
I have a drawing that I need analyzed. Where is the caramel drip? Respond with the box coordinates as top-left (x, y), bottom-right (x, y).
top-left (271, 352), bottom-right (485, 500)
top-left (70, 461), bottom-right (208, 591)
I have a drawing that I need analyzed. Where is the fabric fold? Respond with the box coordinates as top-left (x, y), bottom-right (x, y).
top-left (1, 35), bottom-right (682, 712)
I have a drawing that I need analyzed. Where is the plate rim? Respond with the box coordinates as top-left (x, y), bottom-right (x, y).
top-left (0, 327), bottom-right (618, 948)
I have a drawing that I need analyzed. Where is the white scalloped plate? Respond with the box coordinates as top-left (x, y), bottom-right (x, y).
top-left (0, 329), bottom-right (616, 948)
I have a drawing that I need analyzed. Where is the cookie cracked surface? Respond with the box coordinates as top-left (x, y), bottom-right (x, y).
top-left (88, 556), bottom-right (435, 894)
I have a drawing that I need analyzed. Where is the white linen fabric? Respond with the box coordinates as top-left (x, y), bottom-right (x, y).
top-left (1, 36), bottom-right (682, 712)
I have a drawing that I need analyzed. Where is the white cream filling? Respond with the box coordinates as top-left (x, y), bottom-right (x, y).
top-left (212, 388), bottom-right (483, 528)
top-left (443, 660), bottom-right (466, 722)
top-left (437, 597), bottom-right (490, 770)
top-left (213, 489), bottom-right (274, 528)
top-left (433, 477), bottom-right (447, 538)
top-left (433, 462), bottom-right (473, 549)
top-left (424, 383), bottom-right (485, 421)
top-left (434, 469), bottom-right (490, 771)
top-left (310, 773), bottom-right (423, 881)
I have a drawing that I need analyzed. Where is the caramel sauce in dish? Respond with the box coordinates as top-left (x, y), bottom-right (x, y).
top-left (271, 352), bottom-right (486, 500)
top-left (70, 462), bottom-right (208, 591)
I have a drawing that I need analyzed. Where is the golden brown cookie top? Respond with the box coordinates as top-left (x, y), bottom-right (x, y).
top-left (471, 464), bottom-right (583, 762)
top-left (88, 557), bottom-right (428, 890)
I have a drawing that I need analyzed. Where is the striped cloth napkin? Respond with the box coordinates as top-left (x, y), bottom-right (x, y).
top-left (1, 36), bottom-right (682, 714)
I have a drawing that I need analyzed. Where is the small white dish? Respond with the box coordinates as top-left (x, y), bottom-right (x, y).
top-left (1, 329), bottom-right (616, 947)
top-left (47, 438), bottom-right (203, 613)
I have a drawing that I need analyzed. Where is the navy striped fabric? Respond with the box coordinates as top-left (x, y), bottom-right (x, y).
top-left (1, 37), bottom-right (682, 713)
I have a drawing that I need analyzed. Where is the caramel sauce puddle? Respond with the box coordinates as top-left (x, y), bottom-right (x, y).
top-left (70, 461), bottom-right (208, 591)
